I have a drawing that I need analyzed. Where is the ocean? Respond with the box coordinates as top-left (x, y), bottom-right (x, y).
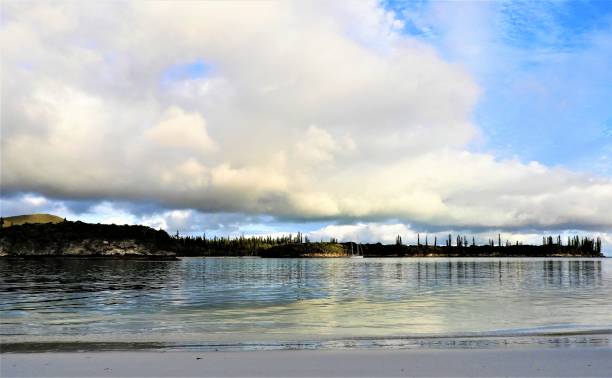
top-left (1, 257), bottom-right (610, 352)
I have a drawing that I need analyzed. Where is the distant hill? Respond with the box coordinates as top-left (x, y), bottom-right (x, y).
top-left (0, 220), bottom-right (176, 259)
top-left (1, 214), bottom-right (65, 228)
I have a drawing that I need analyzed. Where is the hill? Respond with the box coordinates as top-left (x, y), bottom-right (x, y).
top-left (0, 220), bottom-right (176, 259)
top-left (1, 213), bottom-right (65, 228)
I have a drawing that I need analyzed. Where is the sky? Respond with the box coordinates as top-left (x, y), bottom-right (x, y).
top-left (1, 1), bottom-right (611, 252)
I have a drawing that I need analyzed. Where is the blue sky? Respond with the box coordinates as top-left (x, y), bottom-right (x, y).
top-left (1, 1), bottom-right (611, 251)
top-left (384, 0), bottom-right (612, 174)
top-left (162, 59), bottom-right (212, 85)
top-left (156, 0), bottom-right (612, 177)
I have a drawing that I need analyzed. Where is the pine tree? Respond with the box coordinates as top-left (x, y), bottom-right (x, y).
top-left (596, 237), bottom-right (602, 254)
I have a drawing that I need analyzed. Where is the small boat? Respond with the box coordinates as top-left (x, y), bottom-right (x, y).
top-left (350, 243), bottom-right (364, 258)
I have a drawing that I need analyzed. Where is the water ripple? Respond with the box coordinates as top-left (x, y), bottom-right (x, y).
top-left (1, 257), bottom-right (610, 349)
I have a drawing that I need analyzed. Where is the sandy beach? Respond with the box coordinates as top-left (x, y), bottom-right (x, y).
top-left (2, 347), bottom-right (611, 377)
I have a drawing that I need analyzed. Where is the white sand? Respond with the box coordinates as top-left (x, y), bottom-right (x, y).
top-left (2, 347), bottom-right (611, 377)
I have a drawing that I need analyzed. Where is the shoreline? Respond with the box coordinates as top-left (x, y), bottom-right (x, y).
top-left (1, 255), bottom-right (607, 259)
top-left (2, 332), bottom-right (610, 353)
top-left (3, 347), bottom-right (611, 377)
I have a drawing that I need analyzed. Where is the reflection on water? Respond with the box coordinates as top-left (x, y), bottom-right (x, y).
top-left (1, 258), bottom-right (611, 349)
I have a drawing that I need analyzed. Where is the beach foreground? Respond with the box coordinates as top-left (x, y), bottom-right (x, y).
top-left (2, 347), bottom-right (611, 377)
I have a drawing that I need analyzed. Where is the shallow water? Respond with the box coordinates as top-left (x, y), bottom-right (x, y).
top-left (1, 257), bottom-right (611, 351)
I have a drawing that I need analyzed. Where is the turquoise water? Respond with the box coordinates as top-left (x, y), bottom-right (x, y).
top-left (1, 257), bottom-right (611, 351)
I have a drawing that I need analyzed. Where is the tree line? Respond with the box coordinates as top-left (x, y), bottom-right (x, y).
top-left (1, 219), bottom-right (601, 257)
top-left (392, 232), bottom-right (602, 254)
top-left (173, 231), bottom-right (603, 256)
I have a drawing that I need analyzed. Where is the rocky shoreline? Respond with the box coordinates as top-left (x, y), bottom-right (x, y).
top-left (0, 221), bottom-right (177, 260)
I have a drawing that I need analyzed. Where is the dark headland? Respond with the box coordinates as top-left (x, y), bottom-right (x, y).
top-left (1, 216), bottom-right (176, 259)
top-left (0, 214), bottom-right (604, 258)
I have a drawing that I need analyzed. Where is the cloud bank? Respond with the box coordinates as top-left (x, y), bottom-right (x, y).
top-left (1, 1), bottom-right (611, 233)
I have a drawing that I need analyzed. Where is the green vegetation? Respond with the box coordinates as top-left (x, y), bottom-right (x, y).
top-left (261, 242), bottom-right (347, 257)
top-left (0, 220), bottom-right (175, 258)
top-left (0, 215), bottom-right (604, 258)
top-left (174, 232), bottom-right (314, 256)
top-left (1, 213), bottom-right (64, 228)
top-left (173, 232), bottom-right (603, 258)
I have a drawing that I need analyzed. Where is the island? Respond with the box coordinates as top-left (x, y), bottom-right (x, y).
top-left (0, 214), bottom-right (604, 258)
top-left (1, 214), bottom-right (176, 259)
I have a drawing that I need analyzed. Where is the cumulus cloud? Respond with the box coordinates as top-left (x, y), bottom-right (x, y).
top-left (145, 107), bottom-right (216, 153)
top-left (309, 223), bottom-right (417, 244)
top-left (1, 1), bottom-right (611, 234)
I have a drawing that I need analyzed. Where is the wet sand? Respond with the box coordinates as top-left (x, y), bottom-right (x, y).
top-left (2, 347), bottom-right (611, 377)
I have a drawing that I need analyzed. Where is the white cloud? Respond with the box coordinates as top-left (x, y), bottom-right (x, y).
top-left (145, 106), bottom-right (216, 153)
top-left (294, 126), bottom-right (339, 165)
top-left (308, 223), bottom-right (417, 244)
top-left (22, 194), bottom-right (47, 207)
top-left (1, 1), bottom-right (611, 233)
